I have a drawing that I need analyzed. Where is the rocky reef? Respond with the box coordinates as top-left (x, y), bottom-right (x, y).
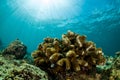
top-left (32, 30), bottom-right (106, 80)
top-left (2, 39), bottom-right (27, 59)
top-left (98, 51), bottom-right (120, 80)
top-left (0, 31), bottom-right (119, 80)
top-left (0, 53), bottom-right (48, 80)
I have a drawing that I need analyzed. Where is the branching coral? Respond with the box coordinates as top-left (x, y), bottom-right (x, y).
top-left (32, 30), bottom-right (105, 80)
top-left (2, 39), bottom-right (27, 59)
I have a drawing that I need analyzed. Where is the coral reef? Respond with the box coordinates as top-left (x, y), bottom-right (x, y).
top-left (32, 30), bottom-right (105, 80)
top-left (0, 54), bottom-right (48, 80)
top-left (2, 39), bottom-right (27, 59)
top-left (99, 51), bottom-right (120, 80)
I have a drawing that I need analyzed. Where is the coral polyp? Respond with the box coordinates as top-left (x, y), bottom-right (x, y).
top-left (32, 31), bottom-right (106, 79)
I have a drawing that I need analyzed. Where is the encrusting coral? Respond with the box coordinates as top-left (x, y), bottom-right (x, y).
top-left (0, 54), bottom-right (48, 80)
top-left (2, 39), bottom-right (27, 59)
top-left (32, 30), bottom-right (106, 80)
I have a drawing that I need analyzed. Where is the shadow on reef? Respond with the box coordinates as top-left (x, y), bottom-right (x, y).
top-left (32, 30), bottom-right (106, 80)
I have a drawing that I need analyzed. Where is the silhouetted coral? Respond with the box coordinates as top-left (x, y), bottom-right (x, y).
top-left (2, 39), bottom-right (27, 59)
top-left (32, 30), bottom-right (105, 80)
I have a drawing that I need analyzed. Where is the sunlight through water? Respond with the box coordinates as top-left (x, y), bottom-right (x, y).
top-left (13, 0), bottom-right (83, 21)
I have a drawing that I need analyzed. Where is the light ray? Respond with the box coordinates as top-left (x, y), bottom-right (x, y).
top-left (14, 0), bottom-right (83, 21)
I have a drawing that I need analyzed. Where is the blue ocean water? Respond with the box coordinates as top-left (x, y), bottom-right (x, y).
top-left (0, 0), bottom-right (120, 56)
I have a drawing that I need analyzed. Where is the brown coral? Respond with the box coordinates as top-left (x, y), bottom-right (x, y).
top-left (2, 39), bottom-right (27, 59)
top-left (32, 31), bottom-right (105, 80)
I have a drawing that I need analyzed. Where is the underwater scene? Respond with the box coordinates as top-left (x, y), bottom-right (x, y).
top-left (0, 0), bottom-right (120, 80)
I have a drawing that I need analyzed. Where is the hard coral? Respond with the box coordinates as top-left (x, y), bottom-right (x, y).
top-left (32, 30), bottom-right (105, 80)
top-left (100, 51), bottom-right (120, 80)
top-left (2, 39), bottom-right (27, 59)
top-left (0, 55), bottom-right (48, 80)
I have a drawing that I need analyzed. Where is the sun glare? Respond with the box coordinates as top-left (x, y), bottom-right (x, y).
top-left (15, 0), bottom-right (83, 21)
top-left (42, 0), bottom-right (51, 5)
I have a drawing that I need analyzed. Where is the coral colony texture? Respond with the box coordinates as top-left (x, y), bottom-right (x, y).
top-left (0, 41), bottom-right (48, 80)
top-left (32, 30), bottom-right (106, 80)
top-left (100, 51), bottom-right (120, 80)
top-left (0, 54), bottom-right (48, 80)
top-left (2, 39), bottom-right (27, 59)
top-left (1, 31), bottom-right (120, 80)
